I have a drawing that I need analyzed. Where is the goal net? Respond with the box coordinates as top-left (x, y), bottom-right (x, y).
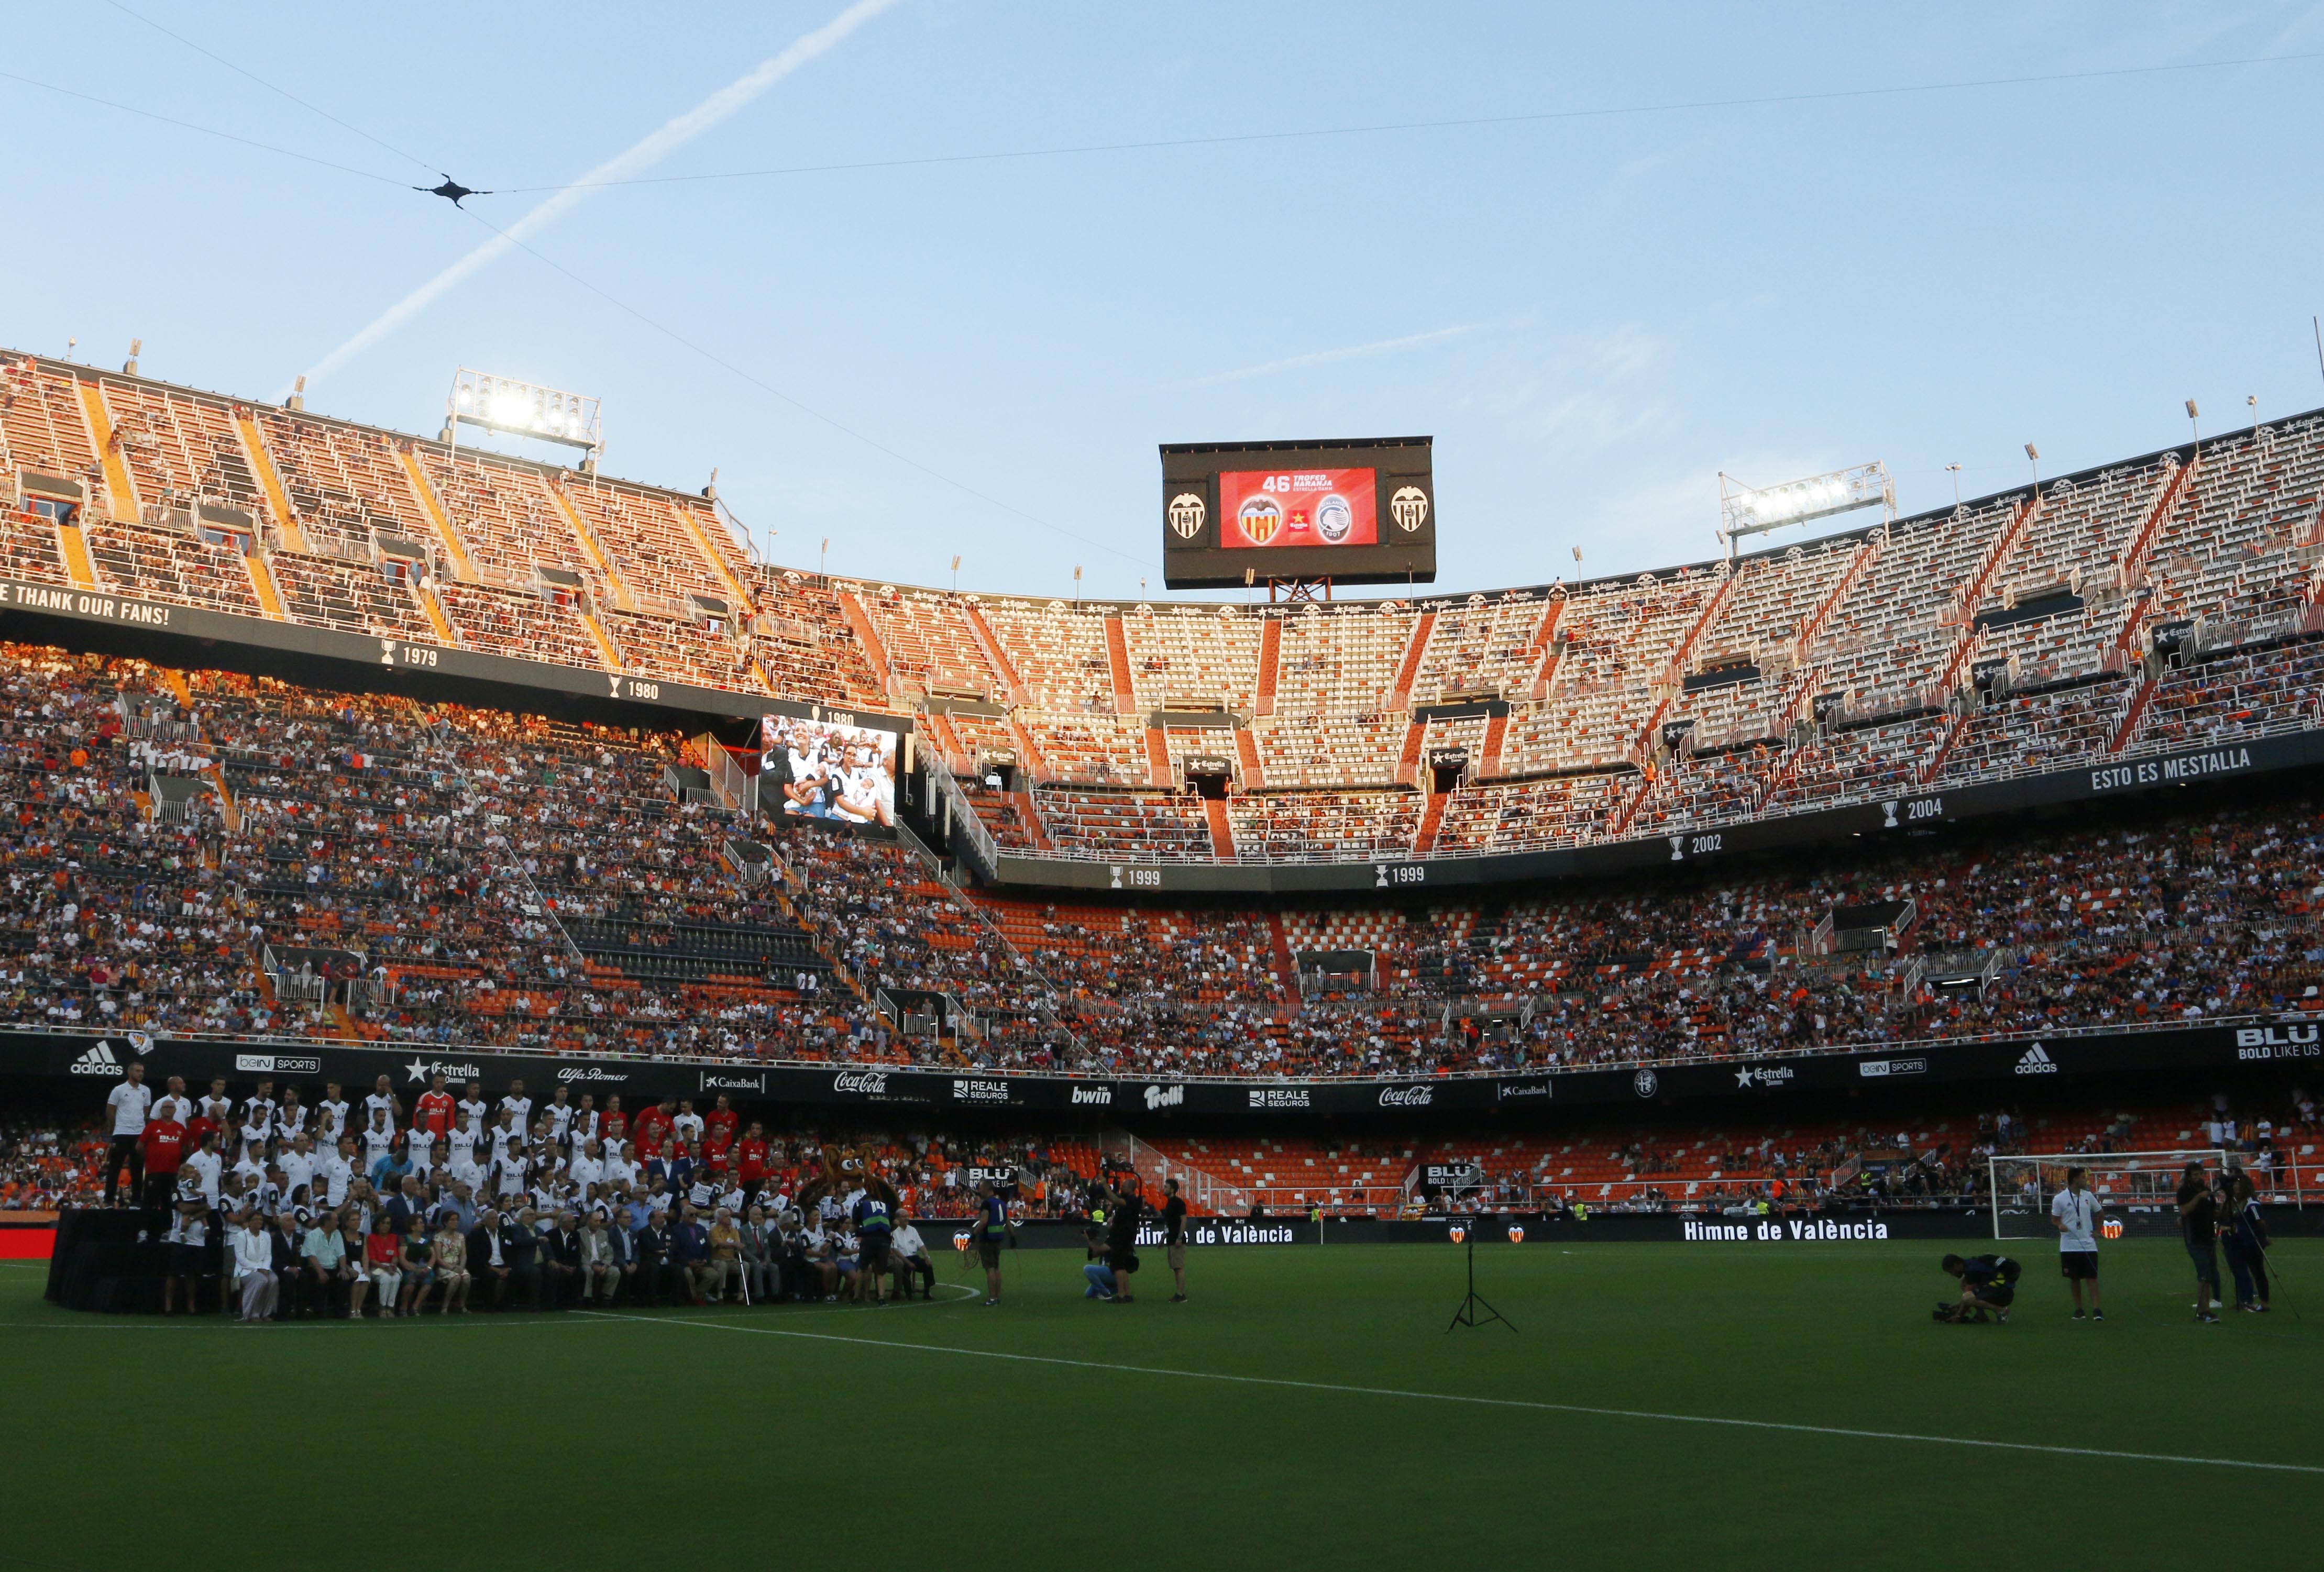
top-left (1985, 1149), bottom-right (2225, 1240)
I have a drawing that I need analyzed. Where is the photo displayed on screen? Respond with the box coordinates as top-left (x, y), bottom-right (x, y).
top-left (764, 714), bottom-right (896, 831)
top-left (1216, 467), bottom-right (1378, 549)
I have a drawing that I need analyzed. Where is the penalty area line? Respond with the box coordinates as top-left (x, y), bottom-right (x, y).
top-left (571, 1310), bottom-right (2323, 1476)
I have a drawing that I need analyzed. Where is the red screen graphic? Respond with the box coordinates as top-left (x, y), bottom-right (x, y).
top-left (1217, 467), bottom-right (1377, 549)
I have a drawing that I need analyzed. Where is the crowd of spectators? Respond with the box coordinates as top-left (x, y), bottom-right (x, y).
top-left (5, 640), bottom-right (2324, 1091)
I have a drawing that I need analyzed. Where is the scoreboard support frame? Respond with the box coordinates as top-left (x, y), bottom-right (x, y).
top-left (1269, 577), bottom-right (1335, 604)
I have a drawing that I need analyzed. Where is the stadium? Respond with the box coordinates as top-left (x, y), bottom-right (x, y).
top-left (7, 8), bottom-right (2323, 1568)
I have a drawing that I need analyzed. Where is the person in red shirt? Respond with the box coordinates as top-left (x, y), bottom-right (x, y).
top-left (601, 1098), bottom-right (629, 1149)
top-left (736, 1123), bottom-right (771, 1208)
top-left (635, 1098), bottom-right (675, 1153)
top-left (139, 1109), bottom-right (187, 1211)
top-left (414, 1072), bottom-right (456, 1138)
top-left (185, 1077), bottom-right (226, 1156)
top-left (704, 1095), bottom-right (739, 1152)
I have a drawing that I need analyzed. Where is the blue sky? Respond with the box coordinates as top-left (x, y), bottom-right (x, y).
top-left (7, 2), bottom-right (2322, 602)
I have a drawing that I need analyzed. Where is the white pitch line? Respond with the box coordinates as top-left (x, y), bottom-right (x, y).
top-left (572, 1310), bottom-right (2324, 1477)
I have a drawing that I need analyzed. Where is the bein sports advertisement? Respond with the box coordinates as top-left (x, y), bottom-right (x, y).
top-left (1217, 467), bottom-right (1379, 549)
top-left (1161, 435), bottom-right (1435, 589)
top-left (764, 713), bottom-right (896, 832)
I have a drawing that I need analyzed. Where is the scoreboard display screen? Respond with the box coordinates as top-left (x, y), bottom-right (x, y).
top-left (1162, 436), bottom-right (1434, 589)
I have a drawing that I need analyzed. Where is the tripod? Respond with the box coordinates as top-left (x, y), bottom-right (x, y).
top-left (1445, 1230), bottom-right (1514, 1333)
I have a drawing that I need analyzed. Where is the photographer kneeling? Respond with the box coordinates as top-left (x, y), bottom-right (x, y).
top-left (1935, 1252), bottom-right (2020, 1324)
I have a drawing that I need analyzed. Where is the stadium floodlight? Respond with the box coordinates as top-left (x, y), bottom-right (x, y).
top-left (1717, 462), bottom-right (1893, 557)
top-left (445, 368), bottom-right (603, 471)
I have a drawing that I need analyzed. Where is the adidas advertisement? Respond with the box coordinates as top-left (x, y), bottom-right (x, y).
top-left (67, 1041), bottom-right (124, 1076)
top-left (2013, 1044), bottom-right (2059, 1075)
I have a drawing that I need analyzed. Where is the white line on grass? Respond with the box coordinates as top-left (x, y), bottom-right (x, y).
top-left (572, 1310), bottom-right (2324, 1476)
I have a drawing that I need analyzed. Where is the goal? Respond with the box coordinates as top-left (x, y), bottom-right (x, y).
top-left (1985, 1149), bottom-right (2224, 1240)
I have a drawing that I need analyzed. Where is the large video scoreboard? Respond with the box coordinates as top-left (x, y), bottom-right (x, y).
top-left (1161, 436), bottom-right (1436, 590)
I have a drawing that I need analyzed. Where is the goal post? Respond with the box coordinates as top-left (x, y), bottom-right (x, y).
top-left (1986, 1149), bottom-right (2227, 1241)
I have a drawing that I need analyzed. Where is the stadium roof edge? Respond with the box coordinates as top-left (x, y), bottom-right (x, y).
top-left (10, 347), bottom-right (2317, 616)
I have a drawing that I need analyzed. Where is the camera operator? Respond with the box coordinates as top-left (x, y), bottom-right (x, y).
top-left (1936, 1252), bottom-right (2019, 1323)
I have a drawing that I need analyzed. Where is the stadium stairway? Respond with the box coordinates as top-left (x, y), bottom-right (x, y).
top-left (1204, 797), bottom-right (1236, 859)
top-left (1255, 615), bottom-right (1280, 716)
top-left (1525, 597), bottom-right (1565, 700)
top-left (1413, 790), bottom-right (1448, 854)
top-left (836, 590), bottom-right (896, 702)
top-left (1235, 728), bottom-right (1265, 788)
top-left (51, 517), bottom-right (98, 590)
top-left (393, 448), bottom-right (477, 579)
top-left (547, 480), bottom-right (634, 610)
top-left (234, 412), bottom-right (310, 555)
top-left (1105, 615), bottom-right (1137, 714)
top-left (244, 550), bottom-right (287, 621)
top-left (1479, 711), bottom-right (1508, 777)
top-left (76, 382), bottom-right (141, 524)
top-left (1389, 610), bottom-right (1436, 710)
top-left (1008, 789), bottom-right (1056, 850)
top-left (961, 602), bottom-right (1028, 706)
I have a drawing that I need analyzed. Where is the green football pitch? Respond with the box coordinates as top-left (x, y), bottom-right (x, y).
top-left (6, 1237), bottom-right (2320, 1568)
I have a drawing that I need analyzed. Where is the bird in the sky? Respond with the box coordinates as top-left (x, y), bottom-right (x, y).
top-left (416, 176), bottom-right (488, 207)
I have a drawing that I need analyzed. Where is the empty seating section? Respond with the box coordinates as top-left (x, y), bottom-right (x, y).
top-left (1809, 498), bottom-right (2015, 716)
top-left (1, 358), bottom-right (99, 479)
top-left (436, 581), bottom-right (603, 668)
top-left (418, 450), bottom-right (601, 598)
top-left (1411, 593), bottom-right (1543, 703)
top-left (1019, 713), bottom-right (1149, 784)
top-left (1251, 605), bottom-right (1408, 785)
top-left (1496, 575), bottom-right (1710, 776)
top-left (1121, 604), bottom-right (1264, 712)
top-left (266, 552), bottom-right (435, 639)
top-left (2146, 416), bottom-right (2324, 637)
top-left (748, 570), bottom-right (887, 708)
top-left (84, 522), bottom-right (259, 614)
top-left (254, 409), bottom-right (434, 557)
top-left (95, 378), bottom-right (265, 523)
top-left (565, 479), bottom-right (740, 612)
top-left (1664, 543), bottom-right (1857, 750)
top-left (856, 586), bottom-right (997, 701)
top-left (942, 710), bottom-right (1020, 772)
top-left (1229, 790), bottom-right (1420, 860)
top-left (1032, 788), bottom-right (1213, 859)
top-left (977, 597), bottom-right (1115, 711)
top-left (1966, 461), bottom-right (2165, 688)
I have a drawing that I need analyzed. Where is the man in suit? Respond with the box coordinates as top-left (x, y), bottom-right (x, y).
top-left (270, 1211), bottom-right (309, 1319)
top-left (541, 1211), bottom-right (584, 1309)
top-left (634, 1209), bottom-right (675, 1307)
top-left (500, 1208), bottom-right (544, 1310)
top-left (669, 1204), bottom-right (712, 1305)
top-left (579, 1213), bottom-right (632, 1304)
top-left (469, 1209), bottom-right (511, 1308)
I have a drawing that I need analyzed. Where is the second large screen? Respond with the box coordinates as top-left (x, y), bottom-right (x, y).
top-left (1217, 467), bottom-right (1378, 549)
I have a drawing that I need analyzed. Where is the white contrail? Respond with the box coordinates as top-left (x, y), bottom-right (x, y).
top-left (301, 0), bottom-right (902, 389)
top-left (1171, 325), bottom-right (1474, 389)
